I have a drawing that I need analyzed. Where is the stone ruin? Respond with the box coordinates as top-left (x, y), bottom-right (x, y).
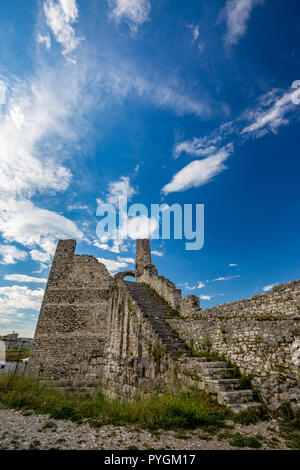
top-left (28, 239), bottom-right (300, 412)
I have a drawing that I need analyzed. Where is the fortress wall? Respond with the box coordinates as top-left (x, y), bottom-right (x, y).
top-left (102, 281), bottom-right (183, 399)
top-left (168, 281), bottom-right (300, 410)
top-left (137, 269), bottom-right (182, 310)
top-left (195, 280), bottom-right (300, 319)
top-left (135, 239), bottom-right (182, 309)
top-left (28, 240), bottom-right (113, 390)
top-left (181, 295), bottom-right (201, 317)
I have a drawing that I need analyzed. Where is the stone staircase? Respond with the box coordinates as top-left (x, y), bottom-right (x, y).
top-left (124, 280), bottom-right (189, 356)
top-left (183, 357), bottom-right (262, 413)
top-left (124, 280), bottom-right (261, 413)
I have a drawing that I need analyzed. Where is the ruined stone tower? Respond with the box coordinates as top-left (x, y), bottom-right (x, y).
top-left (135, 239), bottom-right (153, 272)
top-left (28, 240), bottom-right (113, 389)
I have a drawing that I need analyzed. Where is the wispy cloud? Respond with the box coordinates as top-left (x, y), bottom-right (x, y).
top-left (229, 263), bottom-right (238, 267)
top-left (222, 0), bottom-right (265, 46)
top-left (199, 295), bottom-right (211, 300)
top-left (187, 23), bottom-right (199, 41)
top-left (67, 204), bottom-right (89, 211)
top-left (0, 199), bottom-right (83, 259)
top-left (166, 85), bottom-right (299, 194)
top-left (180, 281), bottom-right (205, 291)
top-left (241, 89), bottom-right (297, 136)
top-left (43, 0), bottom-right (82, 55)
top-left (4, 274), bottom-right (47, 284)
top-left (0, 245), bottom-right (28, 265)
top-left (106, 176), bottom-right (136, 205)
top-left (151, 250), bottom-right (164, 257)
top-left (104, 66), bottom-right (212, 118)
top-left (212, 275), bottom-right (240, 281)
top-left (97, 255), bottom-right (134, 274)
top-left (162, 148), bottom-right (230, 194)
top-left (263, 283), bottom-right (278, 292)
top-left (95, 176), bottom-right (158, 254)
top-left (36, 33), bottom-right (51, 50)
top-left (108, 0), bottom-right (151, 32)
top-left (0, 285), bottom-right (44, 316)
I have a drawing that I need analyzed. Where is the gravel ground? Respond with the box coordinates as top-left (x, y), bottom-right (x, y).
top-left (0, 409), bottom-right (290, 450)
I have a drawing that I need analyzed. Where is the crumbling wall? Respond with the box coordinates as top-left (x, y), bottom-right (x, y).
top-left (135, 239), bottom-right (182, 309)
top-left (168, 280), bottom-right (300, 410)
top-left (101, 281), bottom-right (184, 399)
top-left (28, 240), bottom-right (113, 390)
top-left (181, 295), bottom-right (201, 317)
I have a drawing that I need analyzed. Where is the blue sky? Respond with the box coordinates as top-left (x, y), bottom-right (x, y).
top-left (0, 0), bottom-right (299, 337)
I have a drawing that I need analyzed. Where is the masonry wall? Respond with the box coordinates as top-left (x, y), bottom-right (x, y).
top-left (135, 239), bottom-right (182, 309)
top-left (28, 240), bottom-right (113, 390)
top-left (101, 281), bottom-right (185, 399)
top-left (168, 280), bottom-right (300, 410)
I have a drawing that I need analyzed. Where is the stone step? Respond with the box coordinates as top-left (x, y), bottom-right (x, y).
top-left (218, 389), bottom-right (253, 404)
top-left (210, 378), bottom-right (241, 391)
top-left (229, 402), bottom-right (262, 413)
top-left (203, 367), bottom-right (235, 379)
top-left (200, 361), bottom-right (228, 369)
top-left (185, 357), bottom-right (209, 364)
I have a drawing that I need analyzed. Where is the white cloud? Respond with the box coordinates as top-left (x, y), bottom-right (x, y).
top-left (0, 95), bottom-right (72, 199)
top-left (0, 199), bottom-right (83, 271)
top-left (199, 295), bottom-right (211, 300)
top-left (229, 263), bottom-right (238, 267)
top-left (151, 250), bottom-right (163, 257)
top-left (97, 255), bottom-right (134, 274)
top-left (0, 285), bottom-right (44, 315)
top-left (93, 240), bottom-right (111, 251)
top-left (104, 66), bottom-right (211, 118)
top-left (0, 65), bottom-right (87, 257)
top-left (0, 245), bottom-right (28, 265)
top-left (127, 215), bottom-right (158, 240)
top-left (212, 275), bottom-right (240, 281)
top-left (174, 140), bottom-right (219, 159)
top-left (43, 0), bottom-right (82, 55)
top-left (168, 85), bottom-right (299, 195)
top-left (183, 281), bottom-right (205, 291)
top-left (30, 250), bottom-right (52, 263)
top-left (37, 33), bottom-right (51, 49)
top-left (109, 0), bottom-right (151, 31)
top-left (67, 204), bottom-right (89, 211)
top-left (197, 281), bottom-right (205, 289)
top-left (0, 80), bottom-right (7, 105)
top-left (223, 0), bottom-right (264, 46)
top-left (241, 89), bottom-right (297, 136)
top-left (4, 274), bottom-right (47, 284)
top-left (162, 149), bottom-right (230, 194)
top-left (187, 24), bottom-right (199, 41)
top-left (263, 283), bottom-right (277, 292)
top-left (106, 176), bottom-right (136, 205)
top-left (0, 199), bottom-right (83, 249)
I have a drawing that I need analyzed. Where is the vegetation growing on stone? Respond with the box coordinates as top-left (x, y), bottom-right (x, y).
top-left (0, 375), bottom-right (231, 432)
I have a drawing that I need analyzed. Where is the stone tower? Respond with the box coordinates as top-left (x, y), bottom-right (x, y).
top-left (135, 239), bottom-right (154, 273)
top-left (28, 240), bottom-right (113, 389)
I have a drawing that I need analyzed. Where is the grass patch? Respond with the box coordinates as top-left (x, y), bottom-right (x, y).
top-left (5, 349), bottom-right (30, 362)
top-left (0, 375), bottom-right (230, 432)
top-left (279, 403), bottom-right (300, 449)
top-left (233, 405), bottom-right (269, 425)
top-left (229, 432), bottom-right (262, 448)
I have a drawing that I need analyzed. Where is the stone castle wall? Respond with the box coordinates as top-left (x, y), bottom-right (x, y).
top-left (28, 238), bottom-right (299, 410)
top-left (135, 239), bottom-right (182, 309)
top-left (100, 280), bottom-right (182, 399)
top-left (28, 240), bottom-right (113, 389)
top-left (168, 281), bottom-right (300, 410)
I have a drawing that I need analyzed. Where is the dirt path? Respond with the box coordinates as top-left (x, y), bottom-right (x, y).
top-left (0, 408), bottom-right (289, 450)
